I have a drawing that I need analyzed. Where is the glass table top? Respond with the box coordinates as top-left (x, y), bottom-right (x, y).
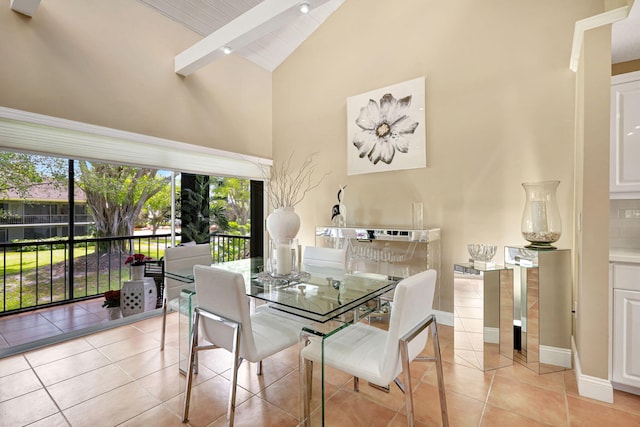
top-left (167, 257), bottom-right (397, 323)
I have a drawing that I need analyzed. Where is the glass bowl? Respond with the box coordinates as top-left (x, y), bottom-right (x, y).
top-left (467, 244), bottom-right (497, 262)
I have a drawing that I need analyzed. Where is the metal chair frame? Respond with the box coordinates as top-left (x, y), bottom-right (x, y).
top-left (182, 307), bottom-right (242, 426)
top-left (302, 313), bottom-right (448, 427)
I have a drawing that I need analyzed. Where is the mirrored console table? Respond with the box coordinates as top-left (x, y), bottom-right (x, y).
top-left (315, 226), bottom-right (440, 279)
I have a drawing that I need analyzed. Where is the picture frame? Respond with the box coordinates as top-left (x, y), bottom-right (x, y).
top-left (346, 77), bottom-right (426, 175)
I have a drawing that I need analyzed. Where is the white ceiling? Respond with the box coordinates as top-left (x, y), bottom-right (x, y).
top-left (9, 1), bottom-right (639, 71)
top-left (135, 0), bottom-right (640, 72)
top-left (137, 0), bottom-right (345, 72)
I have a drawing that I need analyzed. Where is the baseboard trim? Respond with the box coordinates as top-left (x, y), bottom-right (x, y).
top-left (434, 310), bottom-right (454, 327)
top-left (540, 345), bottom-right (572, 368)
top-left (572, 336), bottom-right (614, 403)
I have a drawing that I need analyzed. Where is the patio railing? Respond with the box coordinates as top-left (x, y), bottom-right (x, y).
top-left (0, 233), bottom-right (250, 316)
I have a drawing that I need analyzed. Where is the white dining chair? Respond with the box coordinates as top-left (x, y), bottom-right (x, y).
top-left (182, 265), bottom-right (308, 426)
top-left (302, 246), bottom-right (347, 277)
top-left (160, 243), bottom-right (212, 350)
top-left (300, 269), bottom-right (448, 427)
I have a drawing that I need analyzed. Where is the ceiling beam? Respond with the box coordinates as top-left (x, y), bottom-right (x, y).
top-left (10, 0), bottom-right (41, 17)
top-left (175, 0), bottom-right (330, 76)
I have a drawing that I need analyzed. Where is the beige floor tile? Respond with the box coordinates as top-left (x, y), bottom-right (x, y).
top-left (130, 314), bottom-right (167, 334)
top-left (219, 356), bottom-right (297, 394)
top-left (85, 324), bottom-right (146, 348)
top-left (63, 382), bottom-right (160, 427)
top-left (48, 364), bottom-right (133, 409)
top-left (0, 354), bottom-right (30, 378)
top-left (116, 344), bottom-right (180, 379)
top-left (34, 348), bottom-right (112, 386)
top-left (564, 369), bottom-right (580, 396)
top-left (166, 375), bottom-right (253, 427)
top-left (97, 333), bottom-right (160, 362)
top-left (25, 338), bottom-right (94, 367)
top-left (421, 360), bottom-right (493, 403)
top-left (0, 368), bottom-right (43, 402)
top-left (137, 363), bottom-right (216, 402)
top-left (319, 388), bottom-right (397, 427)
top-left (207, 395), bottom-right (299, 427)
top-left (258, 368), bottom-right (337, 418)
top-left (495, 361), bottom-right (566, 393)
top-left (410, 383), bottom-right (482, 426)
top-left (612, 389), bottom-right (640, 416)
top-left (0, 389), bottom-right (59, 426)
top-left (119, 404), bottom-right (184, 426)
top-left (480, 404), bottom-right (549, 426)
top-left (568, 395), bottom-right (640, 426)
top-left (27, 412), bottom-right (70, 427)
top-left (487, 374), bottom-right (567, 425)
top-left (185, 346), bottom-right (234, 375)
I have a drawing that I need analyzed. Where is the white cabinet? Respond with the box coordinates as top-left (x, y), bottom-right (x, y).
top-left (612, 263), bottom-right (640, 392)
top-left (611, 71), bottom-right (640, 197)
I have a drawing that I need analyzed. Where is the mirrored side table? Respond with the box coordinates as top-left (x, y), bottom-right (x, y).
top-left (505, 247), bottom-right (572, 374)
top-left (453, 263), bottom-right (513, 371)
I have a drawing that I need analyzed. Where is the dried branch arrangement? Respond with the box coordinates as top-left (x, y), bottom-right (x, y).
top-left (262, 153), bottom-right (329, 209)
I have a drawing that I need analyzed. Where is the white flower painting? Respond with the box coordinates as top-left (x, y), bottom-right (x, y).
top-left (347, 77), bottom-right (426, 175)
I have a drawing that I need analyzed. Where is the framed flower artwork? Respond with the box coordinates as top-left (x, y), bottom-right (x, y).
top-left (346, 77), bottom-right (426, 175)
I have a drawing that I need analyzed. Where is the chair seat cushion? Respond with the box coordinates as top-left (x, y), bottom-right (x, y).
top-left (301, 323), bottom-right (399, 386)
top-left (249, 311), bottom-right (308, 362)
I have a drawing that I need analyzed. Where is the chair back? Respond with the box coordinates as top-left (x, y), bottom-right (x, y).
top-left (164, 244), bottom-right (211, 301)
top-left (303, 246), bottom-right (347, 269)
top-left (193, 265), bottom-right (259, 360)
top-left (380, 269), bottom-right (437, 380)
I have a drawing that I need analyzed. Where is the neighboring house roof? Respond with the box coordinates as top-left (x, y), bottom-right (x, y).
top-left (2, 183), bottom-right (87, 203)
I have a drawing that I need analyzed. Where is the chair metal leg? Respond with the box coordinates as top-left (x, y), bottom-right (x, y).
top-left (227, 323), bottom-right (241, 427)
top-left (399, 338), bottom-right (415, 427)
top-left (257, 360), bottom-right (263, 375)
top-left (353, 376), bottom-right (359, 392)
top-left (398, 315), bottom-right (448, 427)
top-left (368, 381), bottom-right (391, 393)
top-left (431, 320), bottom-right (449, 427)
top-left (181, 311), bottom-right (200, 422)
top-left (160, 298), bottom-right (167, 351)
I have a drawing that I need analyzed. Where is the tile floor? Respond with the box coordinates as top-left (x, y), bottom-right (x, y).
top-left (0, 310), bottom-right (639, 426)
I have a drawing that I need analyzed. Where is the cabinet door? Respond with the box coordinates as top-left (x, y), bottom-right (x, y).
top-left (613, 289), bottom-right (640, 388)
top-left (611, 74), bottom-right (640, 194)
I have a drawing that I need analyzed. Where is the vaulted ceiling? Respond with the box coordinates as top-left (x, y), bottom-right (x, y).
top-left (8, 0), bottom-right (640, 73)
top-left (137, 0), bottom-right (345, 73)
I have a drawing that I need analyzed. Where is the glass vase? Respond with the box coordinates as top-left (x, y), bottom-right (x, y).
top-left (521, 181), bottom-right (561, 250)
top-left (269, 238), bottom-right (299, 277)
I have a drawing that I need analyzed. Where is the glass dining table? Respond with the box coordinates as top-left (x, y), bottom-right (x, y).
top-left (165, 257), bottom-right (398, 426)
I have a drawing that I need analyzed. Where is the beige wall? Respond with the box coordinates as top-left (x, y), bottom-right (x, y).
top-left (0, 0), bottom-right (272, 159)
top-left (273, 0), bottom-right (603, 314)
top-left (574, 26), bottom-right (611, 379)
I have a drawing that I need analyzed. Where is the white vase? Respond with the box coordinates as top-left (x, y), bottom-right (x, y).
top-left (266, 207), bottom-right (301, 241)
top-left (131, 265), bottom-right (144, 280)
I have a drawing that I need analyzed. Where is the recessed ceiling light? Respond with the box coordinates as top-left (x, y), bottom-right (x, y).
top-left (222, 46), bottom-right (232, 55)
top-left (299, 3), bottom-right (310, 13)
